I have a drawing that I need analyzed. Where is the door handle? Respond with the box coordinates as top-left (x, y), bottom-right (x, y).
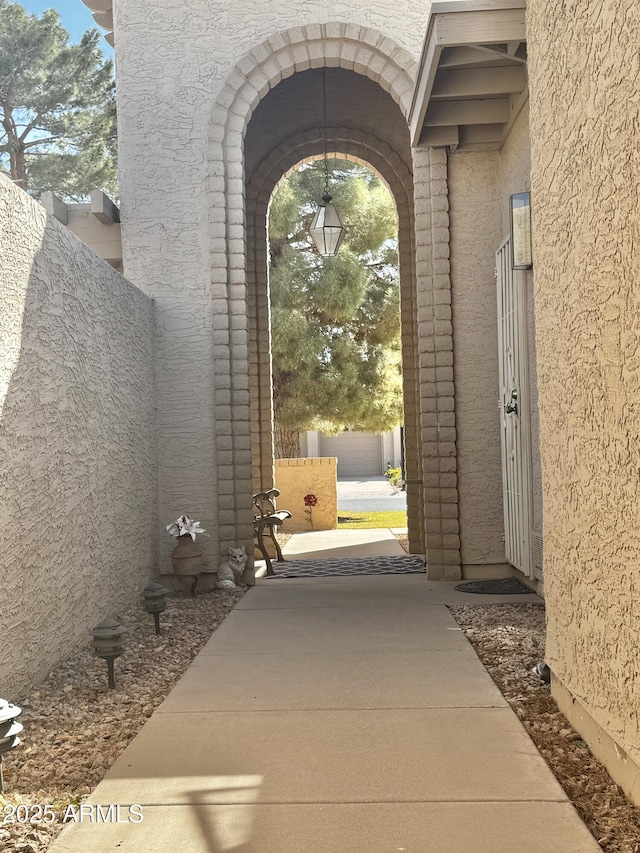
top-left (505, 390), bottom-right (518, 416)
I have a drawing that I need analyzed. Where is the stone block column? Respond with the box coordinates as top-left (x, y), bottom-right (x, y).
top-left (246, 202), bottom-right (276, 493)
top-left (399, 214), bottom-right (425, 556)
top-left (412, 146), bottom-right (461, 579)
top-left (209, 137), bottom-right (255, 555)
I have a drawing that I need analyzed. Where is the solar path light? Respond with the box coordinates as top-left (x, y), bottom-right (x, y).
top-left (92, 619), bottom-right (125, 689)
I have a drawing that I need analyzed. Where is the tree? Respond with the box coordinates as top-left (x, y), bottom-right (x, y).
top-left (268, 160), bottom-right (403, 458)
top-left (0, 0), bottom-right (116, 200)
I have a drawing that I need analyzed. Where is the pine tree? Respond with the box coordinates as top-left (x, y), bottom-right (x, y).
top-left (269, 160), bottom-right (403, 457)
top-left (0, 0), bottom-right (116, 200)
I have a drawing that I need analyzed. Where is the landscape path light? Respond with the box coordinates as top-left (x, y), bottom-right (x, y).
top-left (143, 582), bottom-right (169, 635)
top-left (0, 699), bottom-right (23, 793)
top-left (92, 619), bottom-right (125, 689)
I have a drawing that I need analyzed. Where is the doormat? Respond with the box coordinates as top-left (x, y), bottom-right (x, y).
top-left (265, 555), bottom-right (426, 579)
top-left (455, 578), bottom-right (535, 595)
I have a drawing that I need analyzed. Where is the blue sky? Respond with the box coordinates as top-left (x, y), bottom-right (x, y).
top-left (19, 0), bottom-right (114, 58)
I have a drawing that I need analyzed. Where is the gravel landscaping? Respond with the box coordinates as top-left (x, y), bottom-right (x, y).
top-left (450, 604), bottom-right (640, 853)
top-left (0, 588), bottom-right (245, 853)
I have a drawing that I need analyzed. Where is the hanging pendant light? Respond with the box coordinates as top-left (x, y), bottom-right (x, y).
top-left (310, 192), bottom-right (346, 256)
top-left (309, 68), bottom-right (346, 257)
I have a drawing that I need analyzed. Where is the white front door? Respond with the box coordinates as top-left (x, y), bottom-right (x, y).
top-left (496, 238), bottom-right (533, 577)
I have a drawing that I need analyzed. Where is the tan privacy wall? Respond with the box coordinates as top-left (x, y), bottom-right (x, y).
top-left (0, 176), bottom-right (157, 695)
top-left (528, 0), bottom-right (640, 793)
top-left (274, 458), bottom-right (338, 531)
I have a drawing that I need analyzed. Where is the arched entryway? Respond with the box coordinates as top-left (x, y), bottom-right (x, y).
top-left (207, 27), bottom-right (426, 555)
top-left (205, 24), bottom-right (462, 579)
top-left (243, 84), bottom-right (422, 556)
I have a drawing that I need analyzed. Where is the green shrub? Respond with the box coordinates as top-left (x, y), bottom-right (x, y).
top-left (385, 466), bottom-right (402, 487)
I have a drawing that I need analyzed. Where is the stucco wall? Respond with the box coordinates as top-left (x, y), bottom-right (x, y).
top-left (496, 104), bottom-right (531, 241)
top-left (0, 176), bottom-right (157, 696)
top-left (448, 104), bottom-right (533, 572)
top-left (275, 458), bottom-right (338, 531)
top-left (448, 150), bottom-right (504, 570)
top-left (113, 0), bottom-right (432, 567)
top-left (528, 0), bottom-right (640, 772)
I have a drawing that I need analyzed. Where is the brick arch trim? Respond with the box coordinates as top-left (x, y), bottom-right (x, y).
top-left (246, 127), bottom-right (413, 220)
top-left (244, 129), bottom-right (417, 506)
top-left (205, 26), bottom-right (417, 553)
top-left (211, 23), bottom-right (417, 146)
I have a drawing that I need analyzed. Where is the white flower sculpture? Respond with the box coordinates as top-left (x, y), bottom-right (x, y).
top-left (167, 515), bottom-right (206, 541)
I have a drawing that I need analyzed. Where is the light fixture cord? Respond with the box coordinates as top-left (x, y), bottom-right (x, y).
top-left (322, 66), bottom-right (329, 196)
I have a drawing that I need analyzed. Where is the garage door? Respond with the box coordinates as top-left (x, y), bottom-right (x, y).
top-left (318, 431), bottom-right (383, 476)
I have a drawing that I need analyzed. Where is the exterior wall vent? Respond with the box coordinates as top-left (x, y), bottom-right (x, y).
top-left (530, 530), bottom-right (543, 573)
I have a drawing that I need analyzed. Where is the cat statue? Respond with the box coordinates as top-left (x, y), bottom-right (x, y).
top-left (217, 546), bottom-right (248, 590)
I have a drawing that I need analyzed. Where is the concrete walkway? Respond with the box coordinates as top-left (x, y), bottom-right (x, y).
top-left (52, 576), bottom-right (600, 852)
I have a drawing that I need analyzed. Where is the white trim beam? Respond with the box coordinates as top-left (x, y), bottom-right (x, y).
top-left (424, 98), bottom-right (511, 126)
top-left (431, 66), bottom-right (526, 99)
top-left (470, 43), bottom-right (527, 64)
top-left (90, 189), bottom-right (120, 224)
top-left (409, 25), bottom-right (443, 149)
top-left (40, 191), bottom-right (68, 225)
top-left (458, 141), bottom-right (503, 151)
top-left (459, 123), bottom-right (506, 145)
top-left (418, 125), bottom-right (460, 148)
top-left (436, 8), bottom-right (526, 46)
top-left (499, 86), bottom-right (529, 144)
top-left (409, 0), bottom-right (527, 146)
top-left (439, 46), bottom-right (511, 67)
top-left (429, 0), bottom-right (525, 12)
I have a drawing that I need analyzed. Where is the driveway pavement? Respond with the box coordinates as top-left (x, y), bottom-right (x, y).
top-left (337, 476), bottom-right (407, 512)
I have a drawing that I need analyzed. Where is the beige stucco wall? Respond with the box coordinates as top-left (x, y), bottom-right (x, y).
top-left (528, 0), bottom-right (640, 781)
top-left (275, 458), bottom-right (338, 531)
top-left (496, 103), bottom-right (531, 240)
top-left (449, 150), bottom-right (503, 571)
top-left (0, 175), bottom-right (157, 696)
top-left (113, 0), bottom-right (433, 567)
top-left (448, 105), bottom-right (533, 573)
